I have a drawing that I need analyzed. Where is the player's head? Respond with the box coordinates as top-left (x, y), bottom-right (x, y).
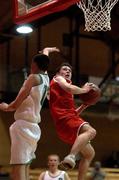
top-left (31, 53), bottom-right (50, 73)
top-left (47, 154), bottom-right (60, 169)
top-left (94, 161), bottom-right (101, 170)
top-left (56, 62), bottom-right (72, 80)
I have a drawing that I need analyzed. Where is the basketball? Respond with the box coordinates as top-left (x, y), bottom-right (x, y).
top-left (79, 84), bottom-right (101, 105)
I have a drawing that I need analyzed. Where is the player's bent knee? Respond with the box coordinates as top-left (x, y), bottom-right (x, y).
top-left (87, 147), bottom-right (95, 161)
top-left (90, 148), bottom-right (95, 160)
top-left (82, 146), bottom-right (95, 161)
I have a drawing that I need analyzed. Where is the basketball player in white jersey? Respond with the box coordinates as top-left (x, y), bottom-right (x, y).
top-left (38, 154), bottom-right (70, 180)
top-left (0, 47), bottom-right (59, 180)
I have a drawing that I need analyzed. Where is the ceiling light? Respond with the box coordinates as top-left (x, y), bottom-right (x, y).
top-left (16, 25), bottom-right (33, 34)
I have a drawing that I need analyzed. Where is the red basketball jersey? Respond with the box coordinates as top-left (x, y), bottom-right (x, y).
top-left (49, 77), bottom-right (87, 144)
top-left (50, 77), bottom-right (76, 120)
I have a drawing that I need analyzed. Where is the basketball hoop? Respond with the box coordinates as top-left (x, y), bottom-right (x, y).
top-left (77, 0), bottom-right (119, 31)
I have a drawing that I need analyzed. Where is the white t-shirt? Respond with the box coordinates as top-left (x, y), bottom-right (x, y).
top-left (14, 73), bottom-right (49, 123)
top-left (44, 170), bottom-right (66, 180)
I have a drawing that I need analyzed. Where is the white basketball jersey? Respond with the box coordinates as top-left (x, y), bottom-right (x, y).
top-left (14, 73), bottom-right (49, 123)
top-left (44, 170), bottom-right (65, 180)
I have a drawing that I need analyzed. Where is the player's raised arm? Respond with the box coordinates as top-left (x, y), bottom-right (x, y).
top-left (39, 47), bottom-right (60, 56)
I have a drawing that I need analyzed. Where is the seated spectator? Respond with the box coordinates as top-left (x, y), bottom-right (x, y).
top-left (89, 161), bottom-right (106, 180)
top-left (38, 154), bottom-right (70, 180)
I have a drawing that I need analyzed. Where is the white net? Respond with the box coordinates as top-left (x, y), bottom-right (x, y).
top-left (18, 0), bottom-right (27, 15)
top-left (77, 0), bottom-right (119, 31)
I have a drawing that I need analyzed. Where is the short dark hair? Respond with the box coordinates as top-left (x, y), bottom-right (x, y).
top-left (47, 154), bottom-right (60, 162)
top-left (56, 62), bottom-right (72, 73)
top-left (32, 53), bottom-right (50, 71)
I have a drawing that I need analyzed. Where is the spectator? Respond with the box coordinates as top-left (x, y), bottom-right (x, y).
top-left (38, 154), bottom-right (71, 180)
top-left (90, 161), bottom-right (106, 180)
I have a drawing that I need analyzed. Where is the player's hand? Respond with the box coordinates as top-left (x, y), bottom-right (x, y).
top-left (0, 102), bottom-right (9, 111)
top-left (86, 82), bottom-right (99, 91)
top-left (44, 47), bottom-right (60, 53)
top-left (82, 83), bottom-right (92, 93)
top-left (39, 47), bottom-right (60, 56)
top-left (0, 102), bottom-right (16, 112)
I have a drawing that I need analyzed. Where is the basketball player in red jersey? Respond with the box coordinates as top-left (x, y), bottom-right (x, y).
top-left (49, 62), bottom-right (96, 180)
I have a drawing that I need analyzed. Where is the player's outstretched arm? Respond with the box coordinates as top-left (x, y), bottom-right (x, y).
top-left (0, 74), bottom-right (41, 112)
top-left (55, 76), bottom-right (92, 95)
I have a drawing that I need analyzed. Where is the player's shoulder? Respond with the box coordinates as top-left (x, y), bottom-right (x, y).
top-left (60, 170), bottom-right (67, 175)
top-left (28, 73), bottom-right (40, 79)
top-left (63, 171), bottom-right (70, 179)
top-left (54, 75), bottom-right (66, 82)
top-left (27, 73), bottom-right (42, 85)
top-left (38, 171), bottom-right (46, 179)
top-left (40, 171), bottom-right (46, 175)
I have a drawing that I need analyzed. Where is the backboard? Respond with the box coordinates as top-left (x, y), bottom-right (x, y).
top-left (13, 0), bottom-right (80, 24)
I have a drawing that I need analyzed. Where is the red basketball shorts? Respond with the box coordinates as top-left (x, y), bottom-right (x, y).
top-left (54, 113), bottom-right (88, 145)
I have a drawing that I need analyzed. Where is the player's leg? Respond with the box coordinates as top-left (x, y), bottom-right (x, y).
top-left (10, 121), bottom-right (40, 179)
top-left (25, 164), bottom-right (30, 180)
top-left (11, 164), bottom-right (27, 180)
top-left (70, 124), bottom-right (96, 156)
top-left (78, 143), bottom-right (95, 180)
top-left (59, 124), bottom-right (96, 170)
